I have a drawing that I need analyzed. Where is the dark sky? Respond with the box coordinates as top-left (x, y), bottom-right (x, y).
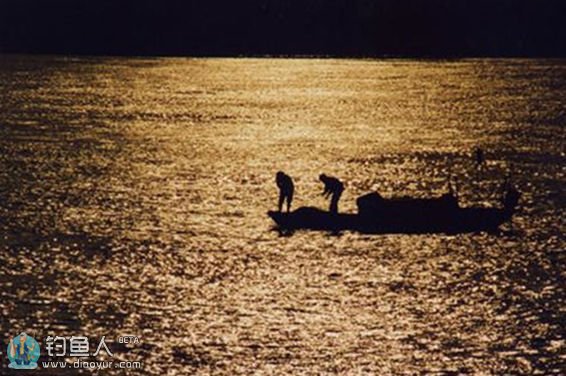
top-left (0, 0), bottom-right (565, 57)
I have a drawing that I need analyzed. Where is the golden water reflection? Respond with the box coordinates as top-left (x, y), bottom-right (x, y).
top-left (0, 56), bottom-right (564, 374)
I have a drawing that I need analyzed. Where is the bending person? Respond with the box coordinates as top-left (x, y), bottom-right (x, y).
top-left (319, 174), bottom-right (344, 214)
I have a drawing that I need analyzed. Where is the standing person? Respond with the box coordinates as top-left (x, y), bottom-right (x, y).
top-left (474, 147), bottom-right (485, 169)
top-left (319, 174), bottom-right (344, 214)
top-left (276, 171), bottom-right (294, 212)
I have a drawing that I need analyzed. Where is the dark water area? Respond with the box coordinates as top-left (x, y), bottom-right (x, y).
top-left (0, 56), bottom-right (564, 374)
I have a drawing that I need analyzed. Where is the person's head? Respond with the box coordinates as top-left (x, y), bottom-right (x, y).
top-left (276, 171), bottom-right (286, 183)
top-left (319, 173), bottom-right (327, 182)
top-left (19, 333), bottom-right (27, 345)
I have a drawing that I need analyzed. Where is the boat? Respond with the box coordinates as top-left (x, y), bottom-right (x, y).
top-left (268, 188), bottom-right (520, 234)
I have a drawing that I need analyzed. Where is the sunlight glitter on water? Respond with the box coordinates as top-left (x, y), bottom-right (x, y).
top-left (0, 56), bottom-right (564, 374)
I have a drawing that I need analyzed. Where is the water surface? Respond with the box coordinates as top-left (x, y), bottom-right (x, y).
top-left (0, 56), bottom-right (564, 374)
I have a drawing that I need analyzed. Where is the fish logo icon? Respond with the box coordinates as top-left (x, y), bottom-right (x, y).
top-left (7, 332), bottom-right (40, 369)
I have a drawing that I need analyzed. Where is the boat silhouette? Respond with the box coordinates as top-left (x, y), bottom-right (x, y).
top-left (268, 188), bottom-right (520, 234)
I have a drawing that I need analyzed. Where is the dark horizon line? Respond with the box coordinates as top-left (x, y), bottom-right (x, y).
top-left (2, 51), bottom-right (566, 60)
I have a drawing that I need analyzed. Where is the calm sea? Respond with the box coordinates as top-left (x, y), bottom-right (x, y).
top-left (0, 56), bottom-right (564, 374)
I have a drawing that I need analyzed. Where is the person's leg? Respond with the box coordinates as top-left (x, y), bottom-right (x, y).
top-left (332, 189), bottom-right (343, 214)
top-left (330, 193), bottom-right (338, 213)
top-left (278, 192), bottom-right (285, 212)
top-left (287, 190), bottom-right (293, 212)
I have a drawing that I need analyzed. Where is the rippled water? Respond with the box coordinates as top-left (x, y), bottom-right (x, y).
top-left (0, 56), bottom-right (564, 374)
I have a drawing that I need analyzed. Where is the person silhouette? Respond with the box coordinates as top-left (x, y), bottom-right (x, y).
top-left (474, 147), bottom-right (485, 169)
top-left (276, 171), bottom-right (294, 212)
top-left (319, 174), bottom-right (344, 214)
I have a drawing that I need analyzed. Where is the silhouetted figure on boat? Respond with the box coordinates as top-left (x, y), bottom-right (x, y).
top-left (276, 171), bottom-right (294, 212)
top-left (319, 174), bottom-right (344, 214)
top-left (474, 147), bottom-right (485, 169)
top-left (499, 175), bottom-right (520, 214)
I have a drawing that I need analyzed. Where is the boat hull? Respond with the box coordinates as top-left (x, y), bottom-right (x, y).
top-left (268, 205), bottom-right (511, 234)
